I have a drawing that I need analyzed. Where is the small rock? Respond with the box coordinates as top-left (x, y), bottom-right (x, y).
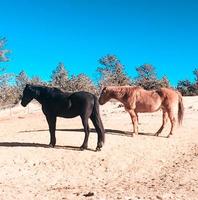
top-left (74, 192), bottom-right (80, 196)
top-left (83, 192), bottom-right (94, 197)
top-left (156, 195), bottom-right (163, 200)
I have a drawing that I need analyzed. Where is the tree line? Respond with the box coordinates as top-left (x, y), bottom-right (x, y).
top-left (1, 37), bottom-right (198, 107)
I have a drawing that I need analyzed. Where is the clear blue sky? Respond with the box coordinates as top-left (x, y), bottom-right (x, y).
top-left (1, 0), bottom-right (198, 85)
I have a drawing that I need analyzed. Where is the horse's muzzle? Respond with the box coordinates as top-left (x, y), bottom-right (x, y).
top-left (98, 98), bottom-right (104, 105)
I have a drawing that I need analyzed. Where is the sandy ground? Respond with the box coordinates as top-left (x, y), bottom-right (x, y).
top-left (0, 97), bottom-right (197, 200)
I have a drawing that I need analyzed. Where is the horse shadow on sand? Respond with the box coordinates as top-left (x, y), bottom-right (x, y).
top-left (0, 128), bottom-right (167, 151)
top-left (0, 141), bottom-right (86, 151)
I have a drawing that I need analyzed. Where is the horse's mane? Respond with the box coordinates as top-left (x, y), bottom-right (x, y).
top-left (106, 86), bottom-right (142, 96)
top-left (29, 85), bottom-right (71, 96)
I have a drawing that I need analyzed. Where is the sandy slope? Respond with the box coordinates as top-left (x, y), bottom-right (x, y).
top-left (0, 97), bottom-right (197, 200)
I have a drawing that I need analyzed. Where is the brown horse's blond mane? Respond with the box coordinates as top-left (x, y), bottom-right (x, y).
top-left (106, 86), bottom-right (142, 98)
top-left (107, 85), bottom-right (141, 91)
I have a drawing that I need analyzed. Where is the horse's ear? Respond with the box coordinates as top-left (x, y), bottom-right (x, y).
top-left (103, 87), bottom-right (107, 92)
top-left (25, 83), bottom-right (33, 91)
top-left (100, 87), bottom-right (106, 94)
top-left (26, 83), bottom-right (30, 88)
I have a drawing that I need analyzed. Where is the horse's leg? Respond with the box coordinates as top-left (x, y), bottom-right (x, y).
top-left (46, 114), bottom-right (57, 147)
top-left (136, 112), bottom-right (140, 124)
top-left (90, 114), bottom-right (104, 151)
top-left (167, 109), bottom-right (176, 138)
top-left (80, 116), bottom-right (90, 150)
top-left (128, 109), bottom-right (138, 135)
top-left (155, 110), bottom-right (168, 136)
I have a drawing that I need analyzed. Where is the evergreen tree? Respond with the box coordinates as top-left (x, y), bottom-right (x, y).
top-left (177, 80), bottom-right (194, 96)
top-left (0, 37), bottom-right (10, 62)
top-left (0, 37), bottom-right (11, 87)
top-left (97, 54), bottom-right (131, 88)
top-left (68, 73), bottom-right (96, 93)
top-left (177, 68), bottom-right (198, 96)
top-left (15, 70), bottom-right (29, 94)
top-left (50, 62), bottom-right (69, 89)
top-left (160, 76), bottom-right (170, 88)
top-left (0, 37), bottom-right (14, 105)
top-left (135, 64), bottom-right (170, 90)
top-left (193, 68), bottom-right (198, 83)
top-left (30, 76), bottom-right (45, 85)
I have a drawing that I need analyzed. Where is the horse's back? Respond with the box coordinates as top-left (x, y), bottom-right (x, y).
top-left (70, 91), bottom-right (96, 102)
top-left (134, 88), bottom-right (162, 112)
top-left (157, 88), bottom-right (180, 101)
top-left (68, 91), bottom-right (96, 111)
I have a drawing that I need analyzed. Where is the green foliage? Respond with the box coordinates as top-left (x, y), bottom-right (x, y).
top-left (0, 38), bottom-right (11, 89)
top-left (30, 76), bottom-right (46, 86)
top-left (0, 72), bottom-right (18, 106)
top-left (68, 74), bottom-right (97, 93)
top-left (50, 62), bottom-right (96, 93)
top-left (193, 68), bottom-right (198, 83)
top-left (0, 37), bottom-right (10, 62)
top-left (176, 68), bottom-right (198, 96)
top-left (177, 80), bottom-right (198, 96)
top-left (0, 37), bottom-right (16, 106)
top-left (0, 85), bottom-right (19, 106)
top-left (97, 54), bottom-right (132, 88)
top-left (15, 70), bottom-right (29, 94)
top-left (160, 76), bottom-right (170, 88)
top-left (50, 62), bottom-right (69, 90)
top-left (136, 64), bottom-right (156, 80)
top-left (135, 64), bottom-right (170, 90)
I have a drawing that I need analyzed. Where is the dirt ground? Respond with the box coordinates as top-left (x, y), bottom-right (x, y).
top-left (0, 96), bottom-right (197, 200)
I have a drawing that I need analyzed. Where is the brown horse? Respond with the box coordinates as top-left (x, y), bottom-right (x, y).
top-left (99, 86), bottom-right (184, 137)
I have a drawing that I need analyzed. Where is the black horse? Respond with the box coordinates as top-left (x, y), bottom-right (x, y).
top-left (21, 84), bottom-right (105, 151)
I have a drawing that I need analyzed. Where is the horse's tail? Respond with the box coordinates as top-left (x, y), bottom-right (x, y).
top-left (90, 96), bottom-right (105, 145)
top-left (178, 93), bottom-right (184, 125)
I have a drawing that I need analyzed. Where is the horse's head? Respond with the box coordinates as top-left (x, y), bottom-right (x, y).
top-left (21, 84), bottom-right (34, 107)
top-left (99, 87), bottom-right (111, 105)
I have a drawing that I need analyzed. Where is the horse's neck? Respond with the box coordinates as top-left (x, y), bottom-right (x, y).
top-left (32, 87), bottom-right (44, 105)
top-left (111, 89), bottom-right (126, 104)
top-left (34, 94), bottom-right (42, 104)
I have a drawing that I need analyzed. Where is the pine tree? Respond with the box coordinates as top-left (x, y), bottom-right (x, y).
top-left (0, 37), bottom-right (10, 62)
top-left (193, 68), bottom-right (198, 83)
top-left (97, 54), bottom-right (131, 88)
top-left (50, 62), bottom-right (69, 89)
top-left (0, 37), bottom-right (14, 105)
top-left (16, 70), bottom-right (29, 93)
top-left (0, 37), bottom-right (11, 87)
top-left (68, 73), bottom-right (96, 93)
top-left (30, 76), bottom-right (44, 85)
top-left (135, 64), bottom-right (170, 90)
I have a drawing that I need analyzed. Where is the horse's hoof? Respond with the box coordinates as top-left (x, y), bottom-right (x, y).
top-left (96, 147), bottom-right (101, 152)
top-left (167, 133), bottom-right (173, 138)
top-left (167, 134), bottom-right (172, 138)
top-left (97, 142), bottom-right (103, 148)
top-left (80, 145), bottom-right (87, 151)
top-left (49, 143), bottom-right (55, 148)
